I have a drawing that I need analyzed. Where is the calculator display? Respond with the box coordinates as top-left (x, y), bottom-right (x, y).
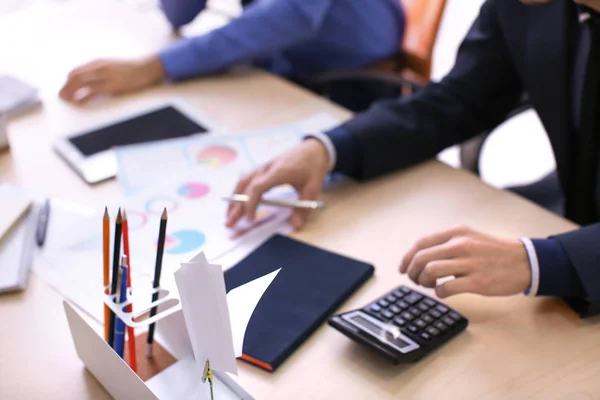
top-left (350, 315), bottom-right (410, 348)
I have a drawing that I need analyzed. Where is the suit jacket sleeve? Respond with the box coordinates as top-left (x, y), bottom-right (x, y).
top-left (551, 224), bottom-right (600, 317)
top-left (334, 0), bottom-right (523, 181)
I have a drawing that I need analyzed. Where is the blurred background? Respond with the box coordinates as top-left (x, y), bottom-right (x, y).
top-left (0, 0), bottom-right (555, 190)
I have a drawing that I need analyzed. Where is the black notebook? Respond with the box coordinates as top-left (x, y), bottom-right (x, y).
top-left (224, 234), bottom-right (374, 372)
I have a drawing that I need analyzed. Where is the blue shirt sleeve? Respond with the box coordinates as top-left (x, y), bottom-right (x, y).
top-left (160, 0), bottom-right (208, 29)
top-left (532, 238), bottom-right (586, 298)
top-left (158, 0), bottom-right (333, 81)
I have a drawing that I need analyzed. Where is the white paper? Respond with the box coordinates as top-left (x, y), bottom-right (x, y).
top-left (33, 166), bottom-right (292, 323)
top-left (227, 268), bottom-right (280, 356)
top-left (175, 252), bottom-right (237, 375)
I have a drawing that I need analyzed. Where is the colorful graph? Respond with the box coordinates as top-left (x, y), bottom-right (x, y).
top-left (197, 145), bottom-right (237, 167)
top-left (177, 182), bottom-right (210, 199)
top-left (164, 229), bottom-right (206, 255)
top-left (145, 196), bottom-right (178, 215)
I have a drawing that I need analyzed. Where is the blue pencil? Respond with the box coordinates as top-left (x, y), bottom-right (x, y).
top-left (114, 255), bottom-right (128, 358)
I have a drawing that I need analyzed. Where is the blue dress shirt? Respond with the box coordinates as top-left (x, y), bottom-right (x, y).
top-left (157, 0), bottom-right (405, 80)
top-left (319, 6), bottom-right (600, 301)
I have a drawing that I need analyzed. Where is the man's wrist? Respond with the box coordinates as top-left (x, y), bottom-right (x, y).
top-left (304, 132), bottom-right (336, 172)
top-left (138, 55), bottom-right (166, 85)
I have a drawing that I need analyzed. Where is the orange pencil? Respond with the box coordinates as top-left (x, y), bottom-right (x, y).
top-left (122, 210), bottom-right (138, 373)
top-left (103, 207), bottom-right (110, 342)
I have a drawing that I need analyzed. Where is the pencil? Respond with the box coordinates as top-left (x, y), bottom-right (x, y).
top-left (103, 207), bottom-right (110, 342)
top-left (108, 209), bottom-right (122, 349)
top-left (122, 210), bottom-right (137, 372)
top-left (147, 208), bottom-right (167, 358)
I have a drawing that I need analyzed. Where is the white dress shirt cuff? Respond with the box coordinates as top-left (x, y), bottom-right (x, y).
top-left (519, 237), bottom-right (540, 296)
top-left (304, 132), bottom-right (336, 172)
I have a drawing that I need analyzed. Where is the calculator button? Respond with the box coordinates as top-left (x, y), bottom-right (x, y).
top-left (393, 317), bottom-right (406, 327)
top-left (408, 307), bottom-right (421, 317)
top-left (424, 298), bottom-right (436, 307)
top-left (396, 300), bottom-right (409, 310)
top-left (426, 327), bottom-right (440, 336)
top-left (422, 314), bottom-right (434, 324)
top-left (406, 324), bottom-right (419, 333)
top-left (434, 321), bottom-right (448, 331)
top-left (435, 304), bottom-right (449, 314)
top-left (442, 316), bottom-right (456, 327)
top-left (369, 304), bottom-right (382, 313)
top-left (385, 294), bottom-right (397, 303)
top-left (449, 311), bottom-right (462, 321)
top-left (378, 299), bottom-right (390, 308)
top-left (400, 311), bottom-right (414, 321)
top-left (417, 303), bottom-right (430, 312)
top-left (400, 286), bottom-right (411, 294)
top-left (382, 310), bottom-right (395, 320)
top-left (392, 289), bottom-right (405, 298)
top-left (414, 319), bottom-right (427, 329)
top-left (420, 332), bottom-right (432, 341)
top-left (389, 305), bottom-right (401, 314)
top-left (429, 310), bottom-right (442, 319)
top-left (404, 293), bottom-right (423, 305)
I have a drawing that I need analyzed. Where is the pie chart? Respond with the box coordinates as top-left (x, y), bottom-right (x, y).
top-left (178, 182), bottom-right (210, 199)
top-left (163, 230), bottom-right (206, 255)
top-left (197, 145), bottom-right (237, 167)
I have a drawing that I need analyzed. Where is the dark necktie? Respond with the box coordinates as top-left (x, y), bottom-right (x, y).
top-left (568, 18), bottom-right (600, 225)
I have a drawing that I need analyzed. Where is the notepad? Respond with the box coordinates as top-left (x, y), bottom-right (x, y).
top-left (0, 192), bottom-right (32, 242)
top-left (224, 234), bottom-right (374, 372)
top-left (0, 189), bottom-right (35, 293)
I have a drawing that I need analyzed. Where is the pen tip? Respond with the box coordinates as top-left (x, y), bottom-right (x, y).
top-left (103, 207), bottom-right (109, 219)
top-left (161, 208), bottom-right (168, 220)
top-left (122, 209), bottom-right (127, 221)
top-left (116, 209), bottom-right (122, 223)
top-left (121, 254), bottom-right (128, 266)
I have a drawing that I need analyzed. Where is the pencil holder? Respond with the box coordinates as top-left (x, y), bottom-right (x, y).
top-left (103, 283), bottom-right (182, 328)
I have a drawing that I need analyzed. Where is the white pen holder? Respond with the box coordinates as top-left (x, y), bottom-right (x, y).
top-left (103, 283), bottom-right (182, 329)
top-left (64, 284), bottom-right (254, 400)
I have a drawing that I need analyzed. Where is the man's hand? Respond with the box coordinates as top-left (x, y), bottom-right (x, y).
top-left (226, 138), bottom-right (329, 230)
top-left (59, 56), bottom-right (166, 104)
top-left (400, 226), bottom-right (531, 298)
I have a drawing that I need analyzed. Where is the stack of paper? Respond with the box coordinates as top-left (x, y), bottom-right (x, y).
top-left (0, 75), bottom-right (41, 118)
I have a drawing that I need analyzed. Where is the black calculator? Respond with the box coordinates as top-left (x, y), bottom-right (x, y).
top-left (328, 285), bottom-right (468, 363)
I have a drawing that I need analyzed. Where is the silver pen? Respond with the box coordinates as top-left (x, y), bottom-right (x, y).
top-left (222, 194), bottom-right (325, 210)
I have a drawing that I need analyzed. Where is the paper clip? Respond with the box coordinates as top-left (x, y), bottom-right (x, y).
top-left (202, 359), bottom-right (214, 400)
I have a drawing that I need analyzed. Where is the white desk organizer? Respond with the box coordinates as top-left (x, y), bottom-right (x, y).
top-left (64, 251), bottom-right (280, 400)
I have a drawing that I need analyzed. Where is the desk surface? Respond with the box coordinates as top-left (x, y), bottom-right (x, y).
top-left (1, 2), bottom-right (599, 399)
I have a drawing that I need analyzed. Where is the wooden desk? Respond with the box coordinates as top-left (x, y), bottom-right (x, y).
top-left (1, 2), bottom-right (599, 399)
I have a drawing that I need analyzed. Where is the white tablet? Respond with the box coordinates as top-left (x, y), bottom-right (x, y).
top-left (53, 101), bottom-right (216, 184)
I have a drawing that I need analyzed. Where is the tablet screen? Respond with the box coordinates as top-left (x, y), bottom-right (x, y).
top-left (68, 106), bottom-right (208, 156)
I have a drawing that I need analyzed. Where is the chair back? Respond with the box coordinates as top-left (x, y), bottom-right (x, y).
top-left (399, 0), bottom-right (447, 80)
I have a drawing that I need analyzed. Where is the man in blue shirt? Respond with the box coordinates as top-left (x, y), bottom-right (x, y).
top-left (59, 0), bottom-right (405, 104)
top-left (227, 0), bottom-right (600, 318)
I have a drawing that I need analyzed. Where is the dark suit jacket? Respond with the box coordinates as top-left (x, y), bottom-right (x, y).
top-left (334, 0), bottom-right (600, 316)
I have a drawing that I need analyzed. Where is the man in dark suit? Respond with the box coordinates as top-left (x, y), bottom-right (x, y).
top-left (226, 0), bottom-right (600, 317)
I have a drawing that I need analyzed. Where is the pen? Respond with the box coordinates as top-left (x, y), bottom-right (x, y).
top-left (35, 198), bottom-right (50, 247)
top-left (222, 194), bottom-right (325, 210)
top-left (114, 255), bottom-right (128, 358)
top-left (122, 210), bottom-right (137, 372)
top-left (108, 209), bottom-right (122, 349)
top-left (147, 208), bottom-right (167, 358)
